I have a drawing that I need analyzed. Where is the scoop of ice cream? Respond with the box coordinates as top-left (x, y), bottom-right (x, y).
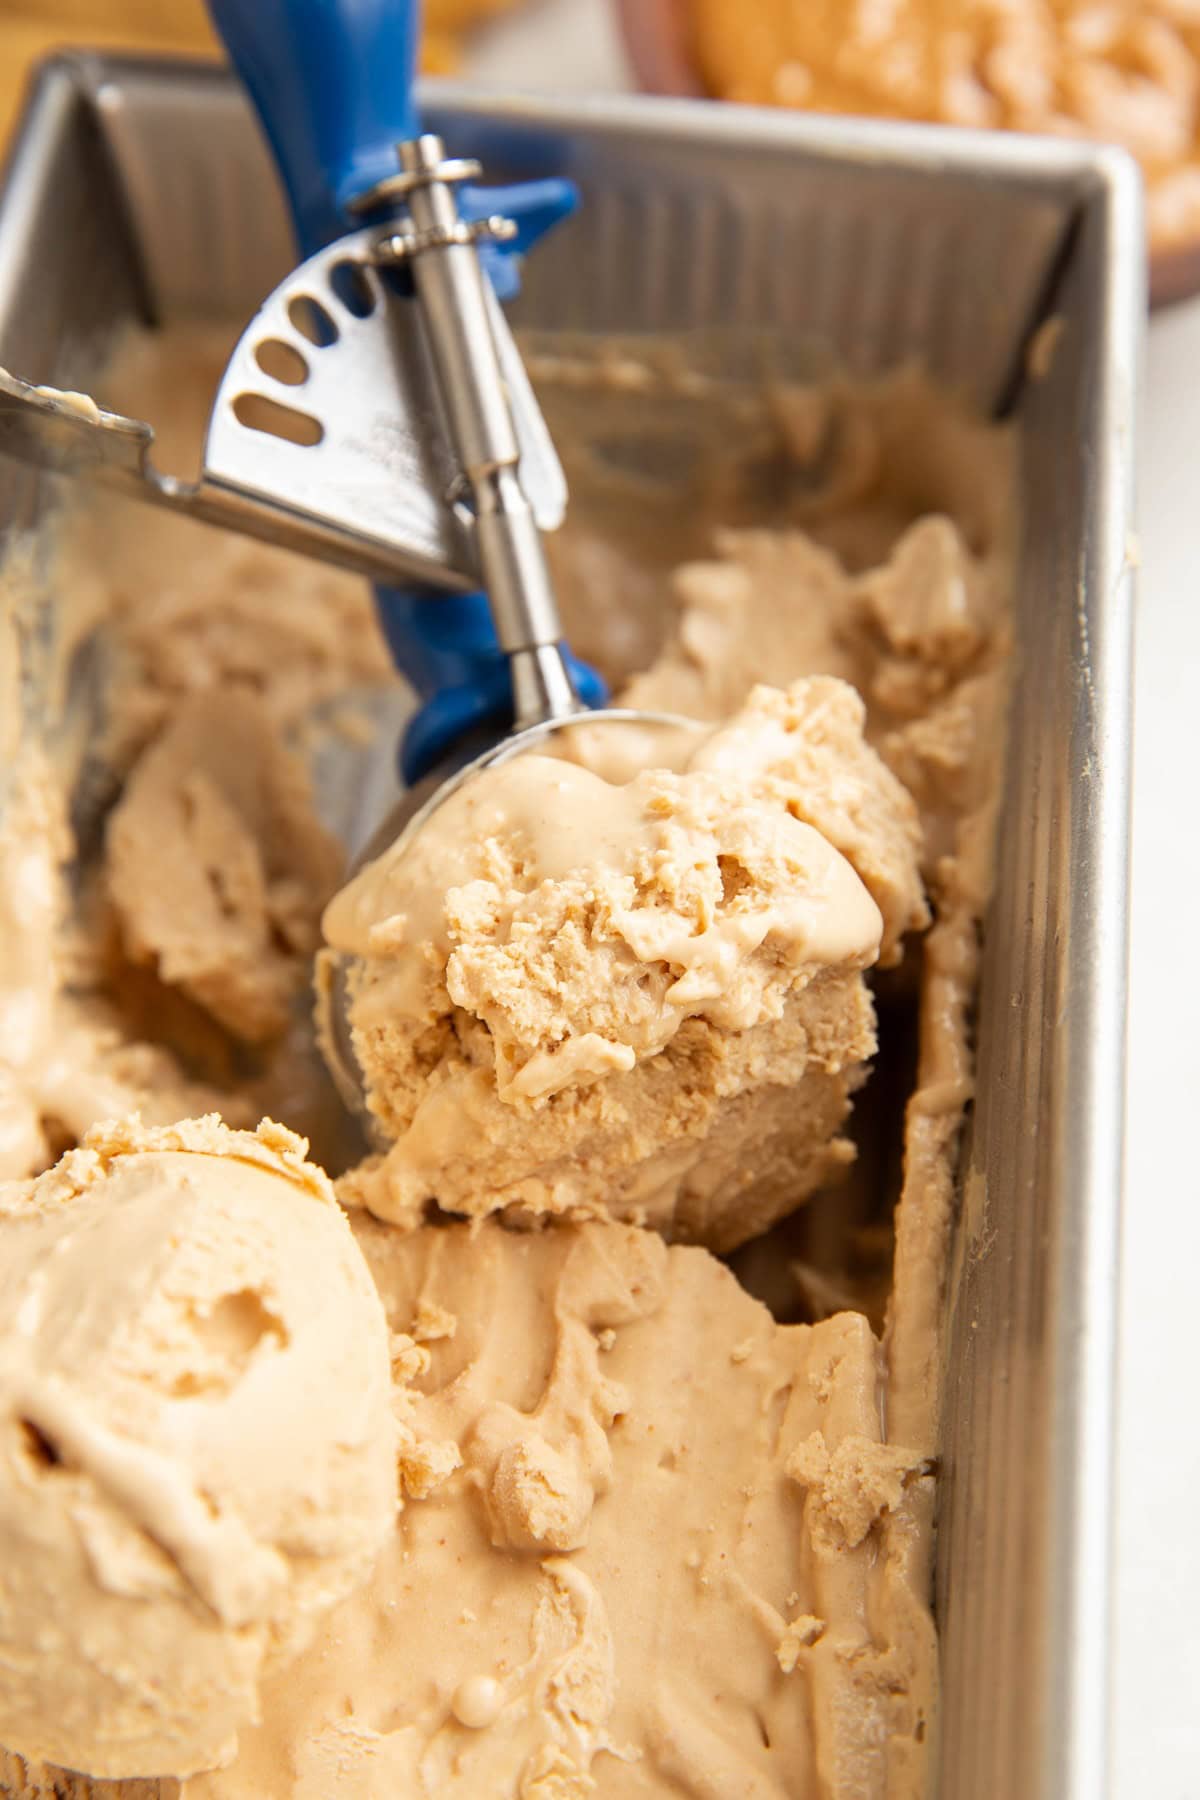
top-left (322, 678), bottom-right (926, 1246)
top-left (0, 1115), bottom-right (397, 1780)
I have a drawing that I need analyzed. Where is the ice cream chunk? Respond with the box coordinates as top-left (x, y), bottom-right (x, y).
top-left (0, 1116), bottom-right (397, 1780)
top-left (105, 691), bottom-right (344, 1044)
top-left (0, 762), bottom-right (246, 1183)
top-left (323, 678), bottom-right (926, 1246)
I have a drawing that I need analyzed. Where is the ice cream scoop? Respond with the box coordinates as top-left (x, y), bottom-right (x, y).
top-left (304, 122), bottom-right (698, 1114)
top-left (0, 1115), bottom-right (397, 1781)
top-left (197, 0), bottom-right (697, 1122)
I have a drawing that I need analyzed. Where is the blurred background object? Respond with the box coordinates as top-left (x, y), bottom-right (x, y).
top-left (0, 1), bottom-right (210, 146)
top-left (615, 0), bottom-right (1200, 304)
top-left (0, 0), bottom-right (529, 145)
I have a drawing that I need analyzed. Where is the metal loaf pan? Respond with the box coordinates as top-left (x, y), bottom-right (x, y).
top-left (0, 58), bottom-right (1140, 1800)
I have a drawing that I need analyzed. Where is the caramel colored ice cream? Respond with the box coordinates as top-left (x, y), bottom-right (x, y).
top-left (5, 1214), bottom-right (929, 1798)
top-left (0, 325), bottom-right (1015, 1799)
top-left (324, 679), bottom-right (926, 1247)
top-left (0, 758), bottom-right (249, 1181)
top-left (0, 1116), bottom-right (397, 1780)
top-left (106, 692), bottom-right (344, 1044)
top-left (687, 0), bottom-right (1200, 256)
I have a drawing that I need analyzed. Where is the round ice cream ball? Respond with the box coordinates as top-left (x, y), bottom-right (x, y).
top-left (322, 677), bottom-right (928, 1247)
top-left (0, 1115), bottom-right (397, 1781)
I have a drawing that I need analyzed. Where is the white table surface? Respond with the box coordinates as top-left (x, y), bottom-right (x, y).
top-left (1115, 307), bottom-right (1200, 1798)
top-left (467, 5), bottom-right (1197, 1789)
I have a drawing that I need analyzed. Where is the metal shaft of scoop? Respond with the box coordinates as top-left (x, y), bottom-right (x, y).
top-left (371, 135), bottom-right (582, 732)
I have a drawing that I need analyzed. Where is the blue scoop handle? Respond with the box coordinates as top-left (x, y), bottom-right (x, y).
top-left (206, 0), bottom-right (605, 778)
top-left (207, 0), bottom-right (577, 287)
top-left (206, 0), bottom-right (421, 253)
